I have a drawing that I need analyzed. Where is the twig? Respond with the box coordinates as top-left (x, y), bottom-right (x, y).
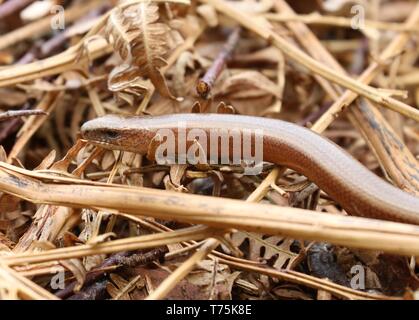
top-left (7, 90), bottom-right (63, 162)
top-left (0, 102), bottom-right (32, 143)
top-left (0, 110), bottom-right (47, 121)
top-left (196, 28), bottom-right (241, 99)
top-left (56, 247), bottom-right (167, 299)
top-left (264, 12), bottom-right (419, 33)
top-left (118, 247), bottom-right (168, 267)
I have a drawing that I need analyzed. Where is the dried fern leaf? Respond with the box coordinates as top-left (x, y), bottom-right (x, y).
top-left (105, 3), bottom-right (176, 99)
top-left (108, 64), bottom-right (148, 105)
top-left (106, 9), bottom-right (133, 61)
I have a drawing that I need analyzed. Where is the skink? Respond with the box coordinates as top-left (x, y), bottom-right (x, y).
top-left (81, 113), bottom-right (419, 225)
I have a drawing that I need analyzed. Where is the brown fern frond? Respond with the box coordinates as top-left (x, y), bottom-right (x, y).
top-left (105, 8), bottom-right (134, 62)
top-left (105, 2), bottom-right (176, 99)
top-left (108, 64), bottom-right (148, 105)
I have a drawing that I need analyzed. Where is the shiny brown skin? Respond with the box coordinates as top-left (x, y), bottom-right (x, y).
top-left (81, 113), bottom-right (419, 225)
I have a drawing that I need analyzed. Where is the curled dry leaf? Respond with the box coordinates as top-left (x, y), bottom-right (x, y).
top-left (169, 164), bottom-right (188, 188)
top-left (216, 101), bottom-right (235, 114)
top-left (105, 2), bottom-right (179, 100)
top-left (107, 64), bottom-right (148, 105)
top-left (172, 51), bottom-right (197, 97)
top-left (87, 232), bottom-right (116, 245)
top-left (60, 258), bottom-right (87, 292)
top-left (164, 174), bottom-right (189, 192)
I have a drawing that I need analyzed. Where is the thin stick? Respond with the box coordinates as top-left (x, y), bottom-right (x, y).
top-left (0, 110), bottom-right (47, 122)
top-left (196, 28), bottom-right (241, 99)
top-left (264, 12), bottom-right (419, 33)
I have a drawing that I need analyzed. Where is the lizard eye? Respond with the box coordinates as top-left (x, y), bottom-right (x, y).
top-left (101, 129), bottom-right (120, 140)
